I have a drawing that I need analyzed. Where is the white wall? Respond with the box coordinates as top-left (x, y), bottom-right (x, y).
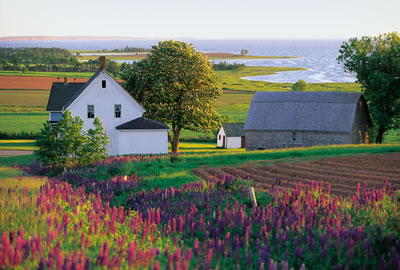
top-left (227, 137), bottom-right (242, 149)
top-left (67, 70), bottom-right (145, 155)
top-left (118, 130), bottom-right (169, 154)
top-left (217, 127), bottom-right (225, 147)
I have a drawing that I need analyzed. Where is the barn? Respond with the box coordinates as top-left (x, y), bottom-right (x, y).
top-left (217, 123), bottom-right (245, 148)
top-left (244, 91), bottom-right (371, 150)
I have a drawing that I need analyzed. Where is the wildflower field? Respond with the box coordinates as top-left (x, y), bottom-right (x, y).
top-left (1, 147), bottom-right (400, 269)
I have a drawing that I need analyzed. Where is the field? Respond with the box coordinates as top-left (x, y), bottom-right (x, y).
top-left (0, 144), bottom-right (399, 269)
top-left (193, 152), bottom-right (400, 197)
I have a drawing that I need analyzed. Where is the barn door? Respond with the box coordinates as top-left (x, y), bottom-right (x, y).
top-left (241, 136), bottom-right (246, 148)
top-left (223, 136), bottom-right (226, 148)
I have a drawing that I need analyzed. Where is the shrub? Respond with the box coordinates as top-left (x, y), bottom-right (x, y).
top-left (291, 80), bottom-right (309, 91)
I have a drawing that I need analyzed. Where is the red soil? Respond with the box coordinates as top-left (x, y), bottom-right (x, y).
top-left (191, 153), bottom-right (400, 197)
top-left (0, 76), bottom-right (88, 90)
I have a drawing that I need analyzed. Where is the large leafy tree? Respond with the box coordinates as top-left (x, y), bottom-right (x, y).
top-left (337, 32), bottom-right (400, 143)
top-left (121, 40), bottom-right (222, 153)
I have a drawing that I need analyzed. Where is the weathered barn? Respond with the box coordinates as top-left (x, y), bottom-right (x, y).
top-left (244, 91), bottom-right (371, 150)
top-left (217, 123), bottom-right (245, 148)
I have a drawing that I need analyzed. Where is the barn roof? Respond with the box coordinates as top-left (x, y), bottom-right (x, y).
top-left (116, 117), bottom-right (170, 130)
top-left (222, 123), bottom-right (245, 137)
top-left (244, 91), bottom-right (363, 133)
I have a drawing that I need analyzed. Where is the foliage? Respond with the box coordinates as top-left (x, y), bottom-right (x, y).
top-left (83, 117), bottom-right (110, 165)
top-left (213, 61), bottom-right (245, 71)
top-left (121, 40), bottom-right (222, 153)
top-left (337, 32), bottom-right (400, 143)
top-left (0, 47), bottom-right (122, 74)
top-left (291, 79), bottom-right (309, 91)
top-left (34, 111), bottom-right (109, 170)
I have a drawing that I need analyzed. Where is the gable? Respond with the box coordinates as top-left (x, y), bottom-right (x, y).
top-left (65, 69), bottom-right (145, 113)
top-left (245, 91), bottom-right (363, 133)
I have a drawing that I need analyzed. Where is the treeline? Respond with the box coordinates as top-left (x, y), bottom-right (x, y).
top-left (213, 61), bottom-right (245, 70)
top-left (0, 47), bottom-right (133, 76)
top-left (98, 46), bottom-right (150, 53)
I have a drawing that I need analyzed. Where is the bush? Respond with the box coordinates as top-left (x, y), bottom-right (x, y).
top-left (291, 79), bottom-right (309, 91)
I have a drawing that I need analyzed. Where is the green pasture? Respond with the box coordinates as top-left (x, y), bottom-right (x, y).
top-left (0, 139), bottom-right (36, 151)
top-left (0, 113), bottom-right (47, 134)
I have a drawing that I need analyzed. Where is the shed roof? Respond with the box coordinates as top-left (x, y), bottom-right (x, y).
top-left (116, 117), bottom-right (170, 130)
top-left (222, 123), bottom-right (245, 137)
top-left (244, 91), bottom-right (363, 133)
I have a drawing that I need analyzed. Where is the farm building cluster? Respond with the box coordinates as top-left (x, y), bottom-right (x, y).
top-left (218, 91), bottom-right (371, 150)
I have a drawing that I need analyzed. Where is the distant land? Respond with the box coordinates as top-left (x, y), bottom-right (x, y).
top-left (0, 36), bottom-right (148, 42)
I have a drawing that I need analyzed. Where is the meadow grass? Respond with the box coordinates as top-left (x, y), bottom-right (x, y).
top-left (0, 139), bottom-right (37, 151)
top-left (0, 113), bottom-right (47, 133)
top-left (0, 89), bottom-right (50, 106)
top-left (0, 105), bottom-right (46, 113)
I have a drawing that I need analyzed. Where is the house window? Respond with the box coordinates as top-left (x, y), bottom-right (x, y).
top-left (114, 104), bottom-right (121, 118)
top-left (219, 135), bottom-right (221, 140)
top-left (102, 80), bottom-right (106, 88)
top-left (88, 105), bottom-right (94, 118)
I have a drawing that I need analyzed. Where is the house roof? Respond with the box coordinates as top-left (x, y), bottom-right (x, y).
top-left (116, 117), bottom-right (170, 130)
top-left (222, 123), bottom-right (245, 137)
top-left (46, 82), bottom-right (86, 111)
top-left (244, 91), bottom-right (364, 133)
top-left (46, 68), bottom-right (145, 112)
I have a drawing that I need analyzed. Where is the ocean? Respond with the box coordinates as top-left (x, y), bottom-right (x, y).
top-left (0, 39), bottom-right (356, 83)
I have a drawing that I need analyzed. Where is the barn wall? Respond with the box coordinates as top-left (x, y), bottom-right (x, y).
top-left (245, 130), bottom-right (350, 150)
top-left (350, 98), bottom-right (371, 144)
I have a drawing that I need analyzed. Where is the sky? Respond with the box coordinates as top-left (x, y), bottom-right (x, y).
top-left (0, 0), bottom-right (399, 39)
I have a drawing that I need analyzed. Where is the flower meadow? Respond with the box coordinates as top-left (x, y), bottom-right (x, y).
top-left (1, 158), bottom-right (400, 269)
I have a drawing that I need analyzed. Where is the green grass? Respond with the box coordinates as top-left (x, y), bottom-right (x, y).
top-left (0, 70), bottom-right (94, 78)
top-left (0, 113), bottom-right (47, 133)
top-left (0, 89), bottom-right (50, 106)
top-left (0, 105), bottom-right (46, 113)
top-left (170, 142), bottom-right (245, 153)
top-left (0, 139), bottom-right (37, 150)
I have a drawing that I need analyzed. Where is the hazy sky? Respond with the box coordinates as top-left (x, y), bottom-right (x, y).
top-left (0, 0), bottom-right (399, 39)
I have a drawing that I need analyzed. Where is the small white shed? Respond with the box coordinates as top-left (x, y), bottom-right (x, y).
top-left (217, 123), bottom-right (245, 148)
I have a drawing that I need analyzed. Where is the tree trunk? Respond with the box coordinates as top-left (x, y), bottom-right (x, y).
top-left (376, 125), bottom-right (385, 144)
top-left (170, 128), bottom-right (181, 154)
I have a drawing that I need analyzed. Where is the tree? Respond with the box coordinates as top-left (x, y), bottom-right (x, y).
top-left (84, 117), bottom-right (110, 165)
top-left (291, 80), bottom-right (309, 91)
top-left (121, 40), bottom-right (222, 153)
top-left (337, 32), bottom-right (400, 143)
top-left (34, 111), bottom-right (110, 170)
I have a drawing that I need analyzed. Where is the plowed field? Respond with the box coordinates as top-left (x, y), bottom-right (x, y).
top-left (0, 76), bottom-right (88, 89)
top-left (192, 153), bottom-right (400, 197)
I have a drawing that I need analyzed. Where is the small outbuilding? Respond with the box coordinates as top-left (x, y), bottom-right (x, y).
top-left (244, 91), bottom-right (371, 150)
top-left (217, 123), bottom-right (245, 148)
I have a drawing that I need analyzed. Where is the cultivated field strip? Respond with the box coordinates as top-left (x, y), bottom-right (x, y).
top-left (192, 153), bottom-right (400, 196)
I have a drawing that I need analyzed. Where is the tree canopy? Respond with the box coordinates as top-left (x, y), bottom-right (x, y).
top-left (121, 40), bottom-right (222, 153)
top-left (337, 32), bottom-right (400, 143)
top-left (291, 80), bottom-right (309, 91)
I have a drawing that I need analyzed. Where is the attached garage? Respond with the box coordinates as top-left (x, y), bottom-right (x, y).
top-left (116, 117), bottom-right (170, 154)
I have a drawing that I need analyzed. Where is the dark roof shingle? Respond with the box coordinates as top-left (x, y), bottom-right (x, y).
top-left (245, 91), bottom-right (363, 132)
top-left (46, 82), bottom-right (86, 111)
top-left (222, 123), bottom-right (245, 137)
top-left (116, 117), bottom-right (170, 130)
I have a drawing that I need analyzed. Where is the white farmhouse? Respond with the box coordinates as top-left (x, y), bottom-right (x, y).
top-left (46, 57), bottom-right (170, 155)
top-left (217, 123), bottom-right (245, 149)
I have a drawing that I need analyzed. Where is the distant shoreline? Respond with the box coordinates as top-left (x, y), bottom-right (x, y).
top-left (0, 36), bottom-right (147, 42)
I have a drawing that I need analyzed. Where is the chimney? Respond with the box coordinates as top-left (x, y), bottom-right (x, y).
top-left (99, 56), bottom-right (106, 70)
top-left (64, 76), bottom-right (68, 85)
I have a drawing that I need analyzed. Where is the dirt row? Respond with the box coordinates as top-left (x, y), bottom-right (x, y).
top-left (191, 153), bottom-right (400, 197)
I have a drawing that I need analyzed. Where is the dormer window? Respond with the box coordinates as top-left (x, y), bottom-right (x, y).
top-left (88, 105), bottom-right (94, 118)
top-left (114, 104), bottom-right (121, 118)
top-left (102, 80), bottom-right (106, 88)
